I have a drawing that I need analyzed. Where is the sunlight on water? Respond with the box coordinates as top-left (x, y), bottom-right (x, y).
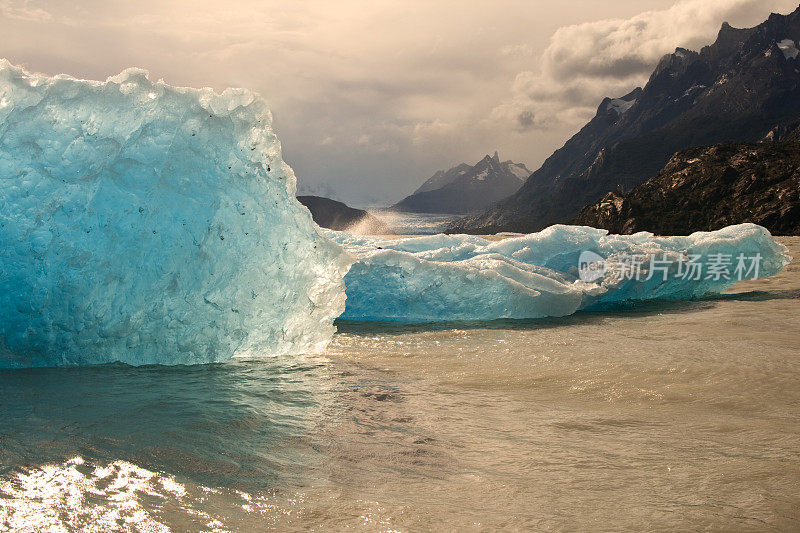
top-left (368, 210), bottom-right (460, 235)
top-left (2, 457), bottom-right (181, 532)
top-left (1, 240), bottom-right (798, 531)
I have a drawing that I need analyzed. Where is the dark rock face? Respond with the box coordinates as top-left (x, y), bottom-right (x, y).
top-left (572, 133), bottom-right (800, 235)
top-left (392, 152), bottom-right (528, 214)
top-left (449, 6), bottom-right (800, 233)
top-left (297, 196), bottom-right (393, 234)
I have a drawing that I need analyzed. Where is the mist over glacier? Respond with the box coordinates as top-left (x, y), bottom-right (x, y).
top-left (0, 60), bottom-right (352, 368)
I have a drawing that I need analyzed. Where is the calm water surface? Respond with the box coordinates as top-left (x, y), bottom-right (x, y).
top-left (2, 239), bottom-right (799, 531)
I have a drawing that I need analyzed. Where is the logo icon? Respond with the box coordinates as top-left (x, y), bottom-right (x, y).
top-left (578, 250), bottom-right (607, 282)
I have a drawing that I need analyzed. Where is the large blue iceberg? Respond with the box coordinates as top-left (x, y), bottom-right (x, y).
top-left (328, 224), bottom-right (790, 322)
top-left (0, 61), bottom-right (791, 368)
top-left (0, 61), bottom-right (352, 368)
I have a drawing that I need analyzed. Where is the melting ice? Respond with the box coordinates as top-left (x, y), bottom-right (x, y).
top-left (0, 61), bottom-right (352, 368)
top-left (327, 224), bottom-right (790, 323)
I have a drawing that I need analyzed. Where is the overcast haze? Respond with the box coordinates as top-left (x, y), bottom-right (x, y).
top-left (2, 0), bottom-right (798, 205)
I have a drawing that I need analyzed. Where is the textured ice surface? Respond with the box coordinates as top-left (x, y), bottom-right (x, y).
top-left (327, 224), bottom-right (790, 322)
top-left (0, 60), bottom-right (352, 368)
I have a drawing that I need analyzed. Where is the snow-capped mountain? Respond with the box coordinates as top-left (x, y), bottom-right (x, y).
top-left (392, 152), bottom-right (529, 214)
top-left (450, 6), bottom-right (800, 233)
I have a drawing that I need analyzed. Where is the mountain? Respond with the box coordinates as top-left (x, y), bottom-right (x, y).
top-left (573, 128), bottom-right (800, 235)
top-left (297, 196), bottom-right (394, 234)
top-left (449, 6), bottom-right (800, 233)
top-left (392, 152), bottom-right (529, 214)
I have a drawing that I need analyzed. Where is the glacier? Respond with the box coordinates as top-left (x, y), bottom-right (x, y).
top-left (327, 224), bottom-right (790, 323)
top-left (0, 61), bottom-right (352, 368)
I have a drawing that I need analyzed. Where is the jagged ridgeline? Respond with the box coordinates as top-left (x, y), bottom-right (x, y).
top-left (449, 7), bottom-right (800, 234)
top-left (392, 152), bottom-right (529, 214)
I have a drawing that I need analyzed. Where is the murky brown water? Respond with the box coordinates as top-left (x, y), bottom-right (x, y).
top-left (2, 239), bottom-right (798, 531)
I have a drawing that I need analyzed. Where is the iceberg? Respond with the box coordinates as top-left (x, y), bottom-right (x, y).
top-left (0, 62), bottom-right (790, 367)
top-left (327, 224), bottom-right (790, 322)
top-left (0, 61), bottom-right (352, 368)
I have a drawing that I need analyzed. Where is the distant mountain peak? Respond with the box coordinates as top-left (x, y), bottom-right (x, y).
top-left (717, 21), bottom-right (739, 38)
top-left (392, 153), bottom-right (529, 214)
top-left (478, 151), bottom-right (501, 166)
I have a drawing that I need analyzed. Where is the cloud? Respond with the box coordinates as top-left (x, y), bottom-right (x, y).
top-left (2, 0), bottom-right (797, 205)
top-left (516, 110), bottom-right (535, 130)
top-left (494, 0), bottom-right (799, 129)
top-left (0, 0), bottom-right (51, 21)
top-left (499, 44), bottom-right (535, 58)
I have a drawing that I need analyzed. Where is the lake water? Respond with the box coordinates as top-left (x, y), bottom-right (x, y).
top-left (366, 210), bottom-right (460, 235)
top-left (2, 239), bottom-right (798, 531)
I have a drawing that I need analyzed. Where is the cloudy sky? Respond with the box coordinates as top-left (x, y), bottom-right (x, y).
top-left (2, 0), bottom-right (797, 205)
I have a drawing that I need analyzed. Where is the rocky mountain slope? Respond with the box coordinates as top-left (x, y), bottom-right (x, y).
top-left (572, 129), bottom-right (800, 235)
top-left (449, 6), bottom-right (800, 233)
top-left (297, 196), bottom-right (393, 234)
top-left (392, 152), bottom-right (528, 214)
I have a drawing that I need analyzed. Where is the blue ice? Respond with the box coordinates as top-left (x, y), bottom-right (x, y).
top-left (0, 61), bottom-right (351, 367)
top-left (327, 224), bottom-right (790, 322)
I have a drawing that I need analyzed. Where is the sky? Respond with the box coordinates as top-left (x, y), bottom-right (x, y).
top-left (1, 0), bottom-right (798, 206)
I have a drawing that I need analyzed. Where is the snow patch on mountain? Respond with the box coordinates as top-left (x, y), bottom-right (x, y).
top-left (505, 162), bottom-right (531, 180)
top-left (778, 39), bottom-right (799, 60)
top-left (683, 84), bottom-right (706, 97)
top-left (607, 98), bottom-right (636, 115)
